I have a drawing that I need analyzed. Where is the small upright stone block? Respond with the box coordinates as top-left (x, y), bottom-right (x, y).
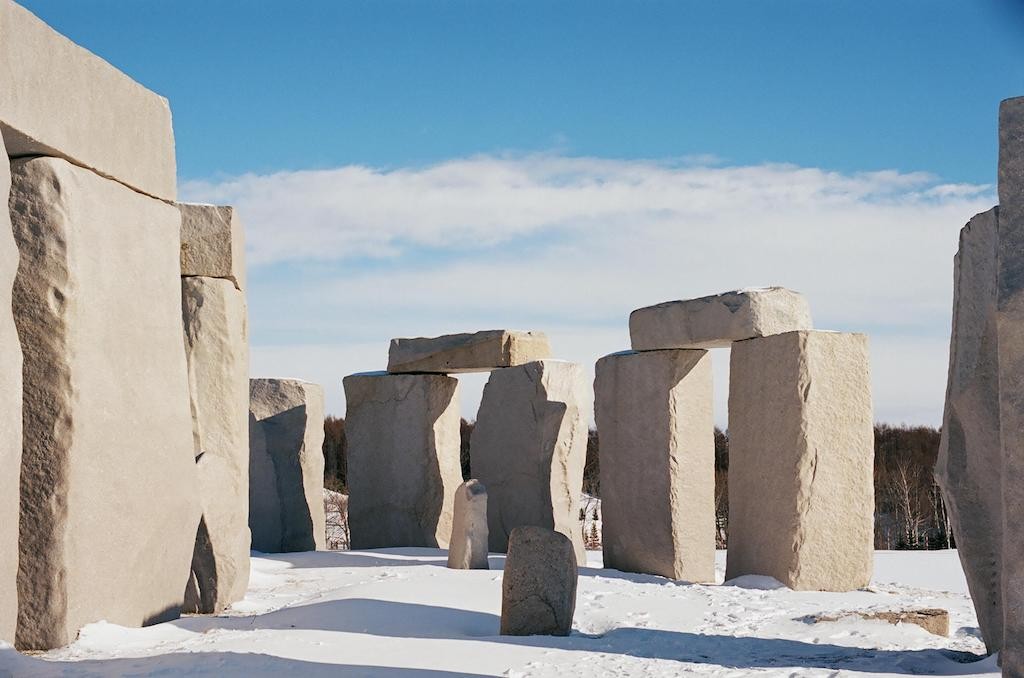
top-left (447, 480), bottom-right (489, 570)
top-left (179, 203), bottom-right (246, 290)
top-left (500, 526), bottom-right (578, 636)
top-left (726, 330), bottom-right (873, 592)
top-left (595, 350), bottom-right (715, 582)
top-left (471, 360), bottom-right (588, 564)
top-left (249, 379), bottom-right (326, 553)
top-left (388, 330), bottom-right (551, 374)
top-left (344, 372), bottom-right (463, 549)
top-left (629, 287), bottom-right (812, 350)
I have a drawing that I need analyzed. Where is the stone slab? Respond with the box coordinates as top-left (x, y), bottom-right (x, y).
top-left (595, 349), bottom-right (715, 582)
top-left (629, 287), bottom-right (812, 350)
top-left (726, 330), bottom-right (874, 591)
top-left (10, 157), bottom-right (199, 650)
top-left (500, 526), bottom-right (577, 636)
top-left (344, 372), bottom-right (462, 549)
top-left (814, 609), bottom-right (949, 637)
top-left (471, 360), bottom-right (588, 564)
top-left (181, 277), bottom-right (250, 614)
top-left (0, 0), bottom-right (176, 200)
top-left (248, 379), bottom-right (326, 553)
top-left (387, 330), bottom-right (551, 374)
top-left (178, 204), bottom-right (246, 290)
top-left (447, 479), bottom-right (489, 570)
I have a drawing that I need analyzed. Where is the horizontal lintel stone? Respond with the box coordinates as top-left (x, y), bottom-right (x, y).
top-left (388, 330), bottom-right (551, 374)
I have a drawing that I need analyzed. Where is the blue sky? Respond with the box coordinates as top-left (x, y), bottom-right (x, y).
top-left (18, 1), bottom-right (1024, 424)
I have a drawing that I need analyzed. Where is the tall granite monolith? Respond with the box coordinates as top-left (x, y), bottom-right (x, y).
top-left (448, 480), bottom-right (489, 570)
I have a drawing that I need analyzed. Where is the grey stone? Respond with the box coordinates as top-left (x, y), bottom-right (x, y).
top-left (343, 372), bottom-right (462, 549)
top-left (388, 330), bottom-right (551, 374)
top-left (726, 330), bottom-right (874, 592)
top-left (178, 204), bottom-right (246, 290)
top-left (471, 360), bottom-right (588, 564)
top-left (629, 287), bottom-right (812, 350)
top-left (500, 526), bottom-right (577, 636)
top-left (10, 157), bottom-right (199, 650)
top-left (448, 480), bottom-right (489, 570)
top-left (249, 379), bottom-right (326, 553)
top-left (594, 350), bottom-right (715, 582)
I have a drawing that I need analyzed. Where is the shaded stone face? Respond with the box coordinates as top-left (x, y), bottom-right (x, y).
top-left (178, 204), bottom-right (246, 290)
top-left (447, 479), bottom-right (489, 570)
top-left (726, 330), bottom-right (874, 592)
top-left (500, 526), bottom-right (578, 637)
top-left (10, 157), bottom-right (200, 650)
top-left (470, 360), bottom-right (588, 564)
top-left (595, 349), bottom-right (715, 583)
top-left (629, 287), bottom-right (812, 350)
top-left (344, 372), bottom-right (462, 549)
top-left (387, 330), bottom-right (551, 374)
top-left (249, 379), bottom-right (326, 553)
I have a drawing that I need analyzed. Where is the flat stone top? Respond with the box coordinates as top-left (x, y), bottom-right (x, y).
top-left (250, 378), bottom-right (323, 420)
top-left (629, 287), bottom-right (812, 350)
top-left (388, 330), bottom-right (552, 374)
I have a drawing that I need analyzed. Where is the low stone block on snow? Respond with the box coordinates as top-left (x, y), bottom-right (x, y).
top-left (344, 372), bottom-right (463, 549)
top-left (595, 349), bottom-right (715, 582)
top-left (179, 204), bottom-right (246, 290)
top-left (629, 287), bottom-right (812, 350)
top-left (813, 609), bottom-right (949, 637)
top-left (249, 379), bottom-right (326, 553)
top-left (500, 526), bottom-right (577, 636)
top-left (448, 480), bottom-right (489, 570)
top-left (387, 330), bottom-right (551, 374)
top-left (471, 360), bottom-right (588, 564)
top-left (726, 330), bottom-right (873, 592)
top-left (10, 157), bottom-right (200, 650)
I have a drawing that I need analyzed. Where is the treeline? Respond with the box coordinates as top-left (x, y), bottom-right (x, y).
top-left (322, 418), bottom-right (952, 550)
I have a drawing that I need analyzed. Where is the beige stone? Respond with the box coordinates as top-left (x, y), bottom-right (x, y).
top-left (935, 208), bottom-right (1003, 653)
top-left (248, 379), bottom-right (326, 553)
top-left (500, 526), bottom-right (577, 637)
top-left (814, 609), bottom-right (949, 637)
top-left (178, 204), bottom-right (246, 290)
top-left (629, 287), bottom-right (812, 350)
top-left (388, 330), bottom-right (551, 374)
top-left (594, 350), bottom-right (715, 582)
top-left (0, 132), bottom-right (21, 643)
top-left (0, 1), bottom-right (176, 200)
top-left (181, 277), bottom-right (250, 614)
top-left (10, 157), bottom-right (199, 650)
top-left (343, 372), bottom-right (462, 549)
top-left (726, 330), bottom-right (873, 592)
top-left (471, 360), bottom-right (588, 564)
top-left (448, 480), bottom-right (489, 570)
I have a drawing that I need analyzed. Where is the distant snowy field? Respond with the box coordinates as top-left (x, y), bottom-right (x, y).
top-left (0, 549), bottom-right (998, 677)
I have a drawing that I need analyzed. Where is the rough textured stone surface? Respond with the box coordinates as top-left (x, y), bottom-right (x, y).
top-left (10, 157), bottom-right (199, 650)
top-left (447, 480), bottom-right (489, 570)
top-left (0, 1), bottom-right (176, 200)
top-left (471, 360), bottom-right (588, 564)
top-left (344, 372), bottom-right (462, 549)
top-left (0, 133), bottom-right (21, 644)
top-left (814, 609), bottom-right (949, 637)
top-left (249, 379), bottom-right (326, 553)
top-left (181, 277), bottom-right (250, 614)
top-left (500, 526), bottom-right (577, 636)
top-left (178, 204), bottom-right (246, 290)
top-left (388, 330), bottom-right (551, 374)
top-left (595, 350), bottom-right (715, 582)
top-left (629, 287), bottom-right (812, 350)
top-left (726, 330), bottom-right (873, 592)
top-left (935, 208), bottom-right (1003, 654)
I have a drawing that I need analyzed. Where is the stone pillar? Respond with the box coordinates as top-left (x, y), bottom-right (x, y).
top-left (595, 350), bottom-right (715, 582)
top-left (448, 480), bottom-right (489, 570)
top-left (10, 157), bottom-right (200, 650)
top-left (726, 330), bottom-right (873, 591)
top-left (343, 372), bottom-right (462, 549)
top-left (500, 526), bottom-right (578, 637)
top-left (471, 360), bottom-right (588, 564)
top-left (248, 379), bottom-right (326, 553)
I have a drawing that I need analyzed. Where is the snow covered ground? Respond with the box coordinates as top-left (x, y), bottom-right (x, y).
top-left (0, 549), bottom-right (998, 677)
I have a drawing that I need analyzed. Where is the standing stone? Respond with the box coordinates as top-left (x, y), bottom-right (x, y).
top-left (344, 372), bottom-right (462, 549)
top-left (448, 480), bottom-right (489, 570)
top-left (0, 133), bottom-right (22, 644)
top-left (387, 330), bottom-right (551, 374)
top-left (595, 350), bottom-right (715, 582)
top-left (726, 330), bottom-right (874, 591)
top-left (181, 276), bottom-right (250, 614)
top-left (179, 203), bottom-right (246, 290)
top-left (935, 208), bottom-right (1003, 653)
top-left (10, 157), bottom-right (200, 650)
top-left (249, 379), bottom-right (326, 553)
top-left (471, 360), bottom-right (588, 564)
top-left (500, 526), bottom-right (577, 636)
